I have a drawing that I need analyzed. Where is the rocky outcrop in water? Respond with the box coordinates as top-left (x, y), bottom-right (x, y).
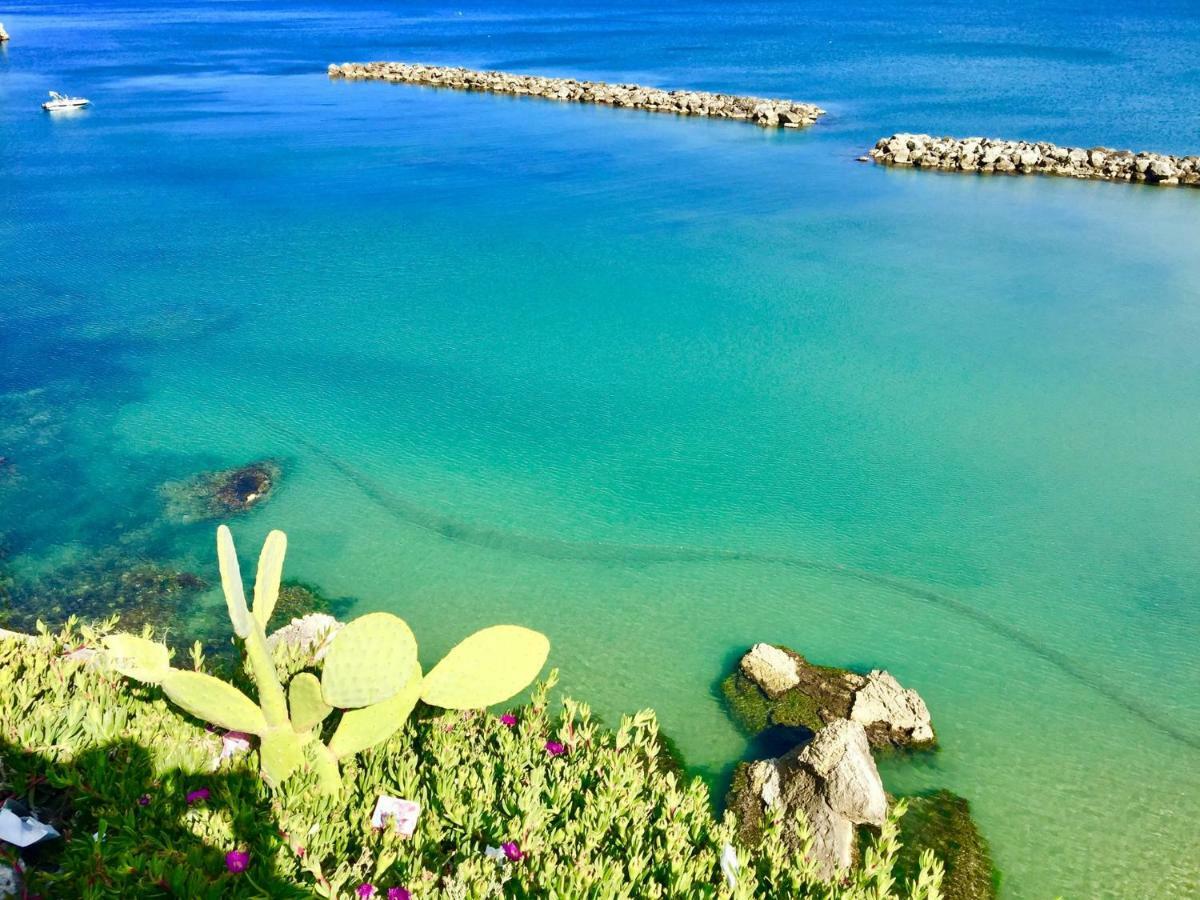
top-left (869, 133), bottom-right (1200, 187)
top-left (161, 460), bottom-right (279, 522)
top-left (327, 62), bottom-right (824, 129)
top-left (725, 643), bottom-right (936, 750)
top-left (732, 718), bottom-right (888, 877)
top-left (0, 23), bottom-right (9, 42)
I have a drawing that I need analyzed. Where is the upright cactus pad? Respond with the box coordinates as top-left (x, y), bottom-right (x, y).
top-left (252, 529), bottom-right (287, 630)
top-left (101, 634), bottom-right (171, 684)
top-left (289, 671), bottom-right (332, 733)
top-left (260, 726), bottom-right (305, 787)
top-left (421, 625), bottom-right (550, 709)
top-left (160, 669), bottom-right (268, 735)
top-left (321, 612), bottom-right (418, 709)
top-left (216, 524), bottom-right (253, 639)
top-left (327, 665), bottom-right (422, 760)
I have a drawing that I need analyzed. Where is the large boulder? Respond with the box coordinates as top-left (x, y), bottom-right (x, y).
top-left (161, 460), bottom-right (280, 523)
top-left (724, 644), bottom-right (936, 750)
top-left (850, 669), bottom-right (936, 748)
top-left (731, 719), bottom-right (887, 878)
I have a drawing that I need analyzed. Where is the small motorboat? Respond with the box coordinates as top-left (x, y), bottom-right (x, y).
top-left (42, 91), bottom-right (90, 111)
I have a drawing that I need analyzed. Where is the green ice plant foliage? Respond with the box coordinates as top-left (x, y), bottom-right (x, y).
top-left (100, 525), bottom-right (551, 793)
top-left (3, 620), bottom-right (946, 898)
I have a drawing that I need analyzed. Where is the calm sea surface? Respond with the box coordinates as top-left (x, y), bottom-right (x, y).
top-left (2, 1), bottom-right (1199, 895)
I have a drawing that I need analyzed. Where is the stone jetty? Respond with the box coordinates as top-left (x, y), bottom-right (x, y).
top-left (869, 133), bottom-right (1200, 187)
top-left (327, 62), bottom-right (824, 129)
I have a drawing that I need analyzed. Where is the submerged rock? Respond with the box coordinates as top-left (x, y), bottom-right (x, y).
top-left (724, 643), bottom-right (936, 750)
top-left (730, 719), bottom-right (887, 877)
top-left (895, 790), bottom-right (999, 900)
top-left (161, 460), bottom-right (280, 522)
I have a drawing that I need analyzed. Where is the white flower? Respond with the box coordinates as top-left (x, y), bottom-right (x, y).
top-left (720, 842), bottom-right (739, 888)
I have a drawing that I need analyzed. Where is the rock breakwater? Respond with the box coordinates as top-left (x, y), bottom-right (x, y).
top-left (327, 62), bottom-right (824, 128)
top-left (870, 133), bottom-right (1200, 187)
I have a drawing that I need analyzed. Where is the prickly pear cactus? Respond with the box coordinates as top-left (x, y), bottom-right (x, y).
top-left (260, 726), bottom-right (305, 787)
top-left (288, 672), bottom-right (332, 733)
top-left (421, 625), bottom-right (550, 709)
top-left (252, 530), bottom-right (287, 630)
top-left (320, 612), bottom-right (418, 709)
top-left (216, 525), bottom-right (253, 639)
top-left (101, 634), bottom-right (171, 684)
top-left (160, 669), bottom-right (268, 735)
top-left (327, 665), bottom-right (422, 759)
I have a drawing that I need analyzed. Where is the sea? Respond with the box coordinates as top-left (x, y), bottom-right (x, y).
top-left (2, 1), bottom-right (1199, 896)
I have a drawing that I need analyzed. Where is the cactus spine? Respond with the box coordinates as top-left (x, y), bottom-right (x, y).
top-left (103, 526), bottom-right (551, 794)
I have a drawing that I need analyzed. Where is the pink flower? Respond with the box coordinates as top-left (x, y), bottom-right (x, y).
top-left (137, 794), bottom-right (151, 806)
top-left (225, 850), bottom-right (250, 873)
top-left (357, 884), bottom-right (376, 898)
top-left (499, 713), bottom-right (517, 727)
top-left (502, 841), bottom-right (524, 861)
top-left (387, 889), bottom-right (411, 900)
top-left (544, 740), bottom-right (565, 756)
top-left (186, 788), bottom-right (210, 805)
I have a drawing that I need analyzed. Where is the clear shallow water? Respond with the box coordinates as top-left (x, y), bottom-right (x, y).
top-left (3, 1), bottom-right (1200, 896)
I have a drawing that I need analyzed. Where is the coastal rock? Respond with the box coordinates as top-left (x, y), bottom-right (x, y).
top-left (266, 613), bottom-right (343, 661)
top-left (161, 460), bottom-right (280, 522)
top-left (723, 643), bottom-right (936, 750)
top-left (868, 133), bottom-right (1200, 189)
top-left (327, 62), bottom-right (824, 129)
top-left (739, 642), bottom-right (800, 697)
top-left (733, 719), bottom-right (887, 877)
top-left (0, 23), bottom-right (9, 43)
top-left (850, 669), bottom-right (935, 747)
top-left (895, 790), bottom-right (999, 900)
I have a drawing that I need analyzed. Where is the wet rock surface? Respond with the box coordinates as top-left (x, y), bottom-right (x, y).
top-left (160, 460), bottom-right (280, 522)
top-left (895, 790), bottom-right (999, 900)
top-left (724, 643), bottom-right (936, 750)
top-left (870, 133), bottom-right (1200, 187)
top-left (328, 62), bottom-right (824, 128)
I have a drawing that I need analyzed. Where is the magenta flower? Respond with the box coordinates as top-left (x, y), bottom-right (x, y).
top-left (387, 889), bottom-right (411, 900)
top-left (186, 788), bottom-right (211, 805)
top-left (357, 884), bottom-right (377, 898)
top-left (499, 713), bottom-right (517, 727)
top-left (502, 841), bottom-right (525, 861)
top-left (544, 740), bottom-right (565, 756)
top-left (137, 794), bottom-right (151, 807)
top-left (225, 850), bottom-right (250, 873)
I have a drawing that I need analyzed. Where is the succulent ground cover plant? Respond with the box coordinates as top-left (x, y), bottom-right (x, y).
top-left (100, 526), bottom-right (550, 793)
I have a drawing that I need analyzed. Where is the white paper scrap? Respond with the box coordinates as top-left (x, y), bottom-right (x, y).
top-left (370, 796), bottom-right (420, 837)
top-left (0, 807), bottom-right (60, 848)
top-left (720, 842), bottom-right (739, 888)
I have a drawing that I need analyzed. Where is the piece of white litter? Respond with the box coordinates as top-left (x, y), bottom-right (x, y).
top-left (371, 796), bottom-right (420, 837)
top-left (0, 807), bottom-right (60, 848)
top-left (484, 845), bottom-right (507, 864)
top-left (218, 731), bottom-right (252, 763)
top-left (720, 842), bottom-right (739, 888)
top-left (1, 862), bottom-right (19, 899)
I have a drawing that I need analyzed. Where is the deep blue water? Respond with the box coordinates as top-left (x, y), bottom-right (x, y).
top-left (2, 2), bottom-right (1199, 897)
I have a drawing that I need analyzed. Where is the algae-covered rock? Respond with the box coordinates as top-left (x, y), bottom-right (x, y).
top-left (161, 460), bottom-right (280, 522)
top-left (722, 644), bottom-right (936, 750)
top-left (728, 719), bottom-right (887, 878)
top-left (895, 790), bottom-right (999, 900)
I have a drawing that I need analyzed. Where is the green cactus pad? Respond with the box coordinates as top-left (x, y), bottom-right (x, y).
top-left (101, 634), bottom-right (171, 684)
top-left (260, 726), bottom-right (305, 787)
top-left (311, 742), bottom-right (342, 794)
top-left (320, 612), bottom-right (418, 709)
top-left (421, 625), bottom-right (549, 710)
top-left (161, 669), bottom-right (267, 735)
top-left (216, 525), bottom-right (253, 639)
top-left (327, 666), bottom-right (421, 759)
top-left (289, 672), bottom-right (332, 733)
top-left (252, 530), bottom-right (287, 630)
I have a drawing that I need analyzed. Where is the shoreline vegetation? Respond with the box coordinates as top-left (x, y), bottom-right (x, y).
top-left (326, 62), bottom-right (826, 129)
top-left (0, 529), bottom-right (960, 897)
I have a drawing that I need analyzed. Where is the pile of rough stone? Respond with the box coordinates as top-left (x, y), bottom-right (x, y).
top-left (869, 133), bottom-right (1200, 187)
top-left (732, 643), bottom-right (937, 879)
top-left (328, 62), bottom-right (824, 128)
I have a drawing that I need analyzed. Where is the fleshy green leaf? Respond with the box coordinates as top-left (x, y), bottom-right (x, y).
top-left (421, 625), bottom-right (549, 709)
top-left (321, 613), bottom-right (418, 709)
top-left (260, 726), bottom-right (305, 787)
top-left (101, 634), bottom-right (171, 684)
top-left (252, 530), bottom-right (287, 630)
top-left (289, 671), bottom-right (332, 733)
top-left (327, 667), bottom-right (421, 759)
top-left (216, 525), bottom-right (252, 639)
top-left (161, 669), bottom-right (267, 734)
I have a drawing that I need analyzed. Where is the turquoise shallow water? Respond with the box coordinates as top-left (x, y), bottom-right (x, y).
top-left (3, 1), bottom-right (1200, 896)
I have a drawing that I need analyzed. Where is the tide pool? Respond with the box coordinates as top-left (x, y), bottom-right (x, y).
top-left (2, 1), bottom-right (1199, 896)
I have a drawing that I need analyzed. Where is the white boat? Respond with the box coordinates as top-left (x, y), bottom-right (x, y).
top-left (42, 91), bottom-right (90, 111)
